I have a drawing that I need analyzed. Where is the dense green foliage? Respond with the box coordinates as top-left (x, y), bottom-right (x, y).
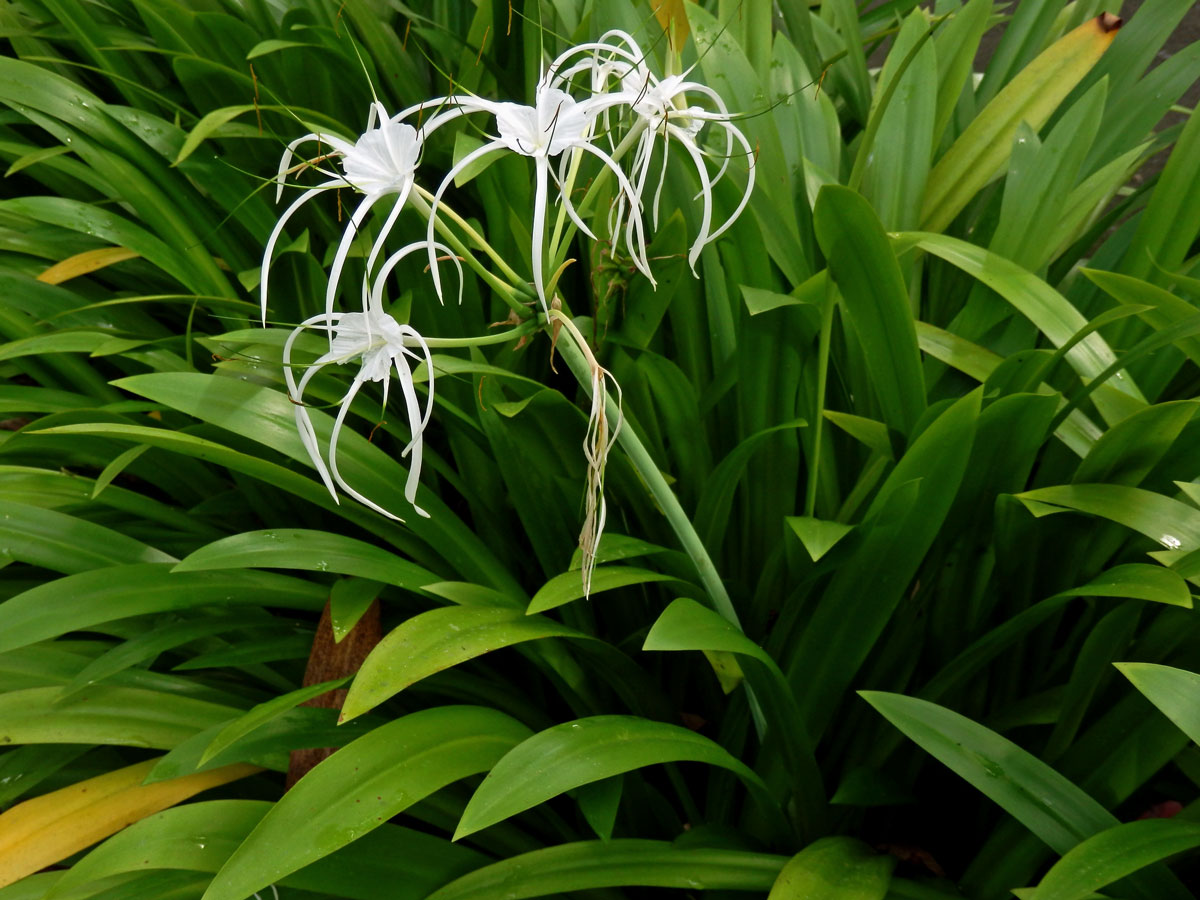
top-left (1, 0), bottom-right (1199, 898)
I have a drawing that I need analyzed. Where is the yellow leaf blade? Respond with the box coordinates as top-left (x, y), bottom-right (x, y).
top-left (38, 247), bottom-right (140, 285)
top-left (921, 13), bottom-right (1121, 232)
top-left (0, 758), bottom-right (260, 887)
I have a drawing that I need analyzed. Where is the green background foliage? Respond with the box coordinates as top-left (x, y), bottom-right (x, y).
top-left (0, 0), bottom-right (1199, 898)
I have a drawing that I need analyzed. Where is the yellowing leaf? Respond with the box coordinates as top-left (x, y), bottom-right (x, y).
top-left (652, 0), bottom-right (690, 51)
top-left (37, 247), bottom-right (140, 285)
top-left (0, 758), bottom-right (260, 887)
top-left (922, 13), bottom-right (1121, 232)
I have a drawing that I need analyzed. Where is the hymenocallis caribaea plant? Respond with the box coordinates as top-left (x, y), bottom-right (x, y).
top-left (262, 28), bottom-right (755, 595)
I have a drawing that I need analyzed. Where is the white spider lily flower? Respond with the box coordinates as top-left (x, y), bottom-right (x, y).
top-left (545, 30), bottom-right (756, 275)
top-left (544, 29), bottom-right (644, 96)
top-left (261, 101), bottom-right (424, 327)
top-left (425, 81), bottom-right (651, 319)
top-left (616, 65), bottom-right (756, 274)
top-left (282, 241), bottom-right (460, 521)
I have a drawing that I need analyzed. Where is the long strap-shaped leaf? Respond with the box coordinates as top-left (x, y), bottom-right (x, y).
top-left (110, 373), bottom-right (521, 597)
top-left (454, 715), bottom-right (784, 841)
top-left (55, 799), bottom-right (486, 900)
top-left (904, 233), bottom-right (1146, 428)
top-left (921, 13), bottom-right (1121, 232)
top-left (427, 839), bottom-right (788, 900)
top-left (862, 692), bottom-right (1192, 900)
top-left (0, 758), bottom-right (258, 887)
top-left (201, 706), bottom-right (531, 900)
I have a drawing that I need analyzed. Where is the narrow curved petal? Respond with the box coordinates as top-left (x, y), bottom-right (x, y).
top-left (282, 313), bottom-right (348, 501)
top-left (275, 133), bottom-right (355, 202)
top-left (365, 183), bottom-right (412, 278)
top-left (572, 141), bottom-right (654, 286)
top-left (392, 341), bottom-right (431, 518)
top-left (698, 123), bottom-right (755, 250)
top-left (323, 194), bottom-right (378, 326)
top-left (327, 376), bottom-right (405, 522)
top-left (425, 140), bottom-right (507, 301)
top-left (399, 324), bottom-right (436, 435)
top-left (530, 157), bottom-right (551, 316)
top-left (261, 182), bottom-right (340, 325)
top-left (553, 158), bottom-right (597, 241)
top-left (667, 130), bottom-right (715, 273)
top-left (371, 240), bottom-right (462, 310)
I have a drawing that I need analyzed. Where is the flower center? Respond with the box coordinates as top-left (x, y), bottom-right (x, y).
top-left (495, 89), bottom-right (590, 157)
top-left (341, 121), bottom-right (421, 195)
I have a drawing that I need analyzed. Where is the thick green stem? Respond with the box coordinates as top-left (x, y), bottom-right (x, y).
top-left (422, 322), bottom-right (537, 348)
top-left (407, 190), bottom-right (529, 314)
top-left (550, 328), bottom-right (741, 629)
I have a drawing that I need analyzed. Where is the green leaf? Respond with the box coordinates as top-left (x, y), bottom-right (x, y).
top-left (568, 534), bottom-right (671, 571)
top-left (54, 799), bottom-right (486, 900)
top-left (1117, 663), bottom-right (1200, 745)
top-left (426, 840), bottom-right (787, 899)
top-left (174, 529), bottom-right (438, 590)
top-left (455, 716), bottom-right (770, 839)
top-left (0, 331), bottom-right (112, 363)
top-left (860, 11), bottom-right (936, 231)
top-left (30, 423), bottom-right (421, 555)
top-left (741, 279), bottom-right (821, 316)
top-left (1033, 819), bottom-right (1200, 900)
top-left (109, 373), bottom-right (517, 594)
top-left (173, 105), bottom-right (259, 166)
top-left (1121, 67), bottom-right (1200, 281)
top-left (451, 131), bottom-right (502, 188)
top-left (172, 634), bottom-right (310, 671)
top-left (822, 411), bottom-right (894, 459)
top-left (1073, 401), bottom-right (1198, 486)
top-left (643, 598), bottom-right (772, 666)
top-left (922, 14), bottom-right (1120, 231)
top-left (330, 578), bottom-right (384, 643)
top-left (0, 564), bottom-right (324, 654)
top-left (245, 39), bottom-right (317, 59)
top-left (990, 80), bottom-right (1107, 272)
top-left (786, 517), bottom-right (855, 562)
top-left (340, 607), bottom-right (592, 722)
top-left (0, 745), bottom-right (88, 807)
top-left (0, 500), bottom-right (175, 574)
top-left (202, 706), bottom-right (531, 900)
top-left (145, 708), bottom-right (371, 783)
top-left (930, 0), bottom-right (991, 145)
top-left (915, 321), bottom-right (1003, 382)
top-left (908, 234), bottom-right (1145, 426)
top-left (92, 445), bottom-right (149, 499)
top-left (0, 198), bottom-right (204, 293)
top-left (641, 598), bottom-right (825, 829)
top-left (1084, 269), bottom-right (1200, 371)
top-left (526, 567), bottom-right (680, 615)
top-left (1056, 564), bottom-right (1191, 608)
top-left (861, 692), bottom-right (1117, 854)
top-left (1015, 484), bottom-right (1200, 552)
top-left (790, 391), bottom-right (980, 739)
top-left (577, 776), bottom-right (622, 842)
top-left (695, 419), bottom-right (807, 553)
top-left (0, 686), bottom-right (237, 748)
top-left (61, 613), bottom-right (269, 699)
top-left (815, 185), bottom-right (925, 435)
top-left (200, 678), bottom-right (349, 766)
top-left (767, 837), bottom-right (894, 899)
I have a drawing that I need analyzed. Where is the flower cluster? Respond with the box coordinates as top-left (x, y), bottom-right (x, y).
top-left (262, 30), bottom-right (755, 583)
